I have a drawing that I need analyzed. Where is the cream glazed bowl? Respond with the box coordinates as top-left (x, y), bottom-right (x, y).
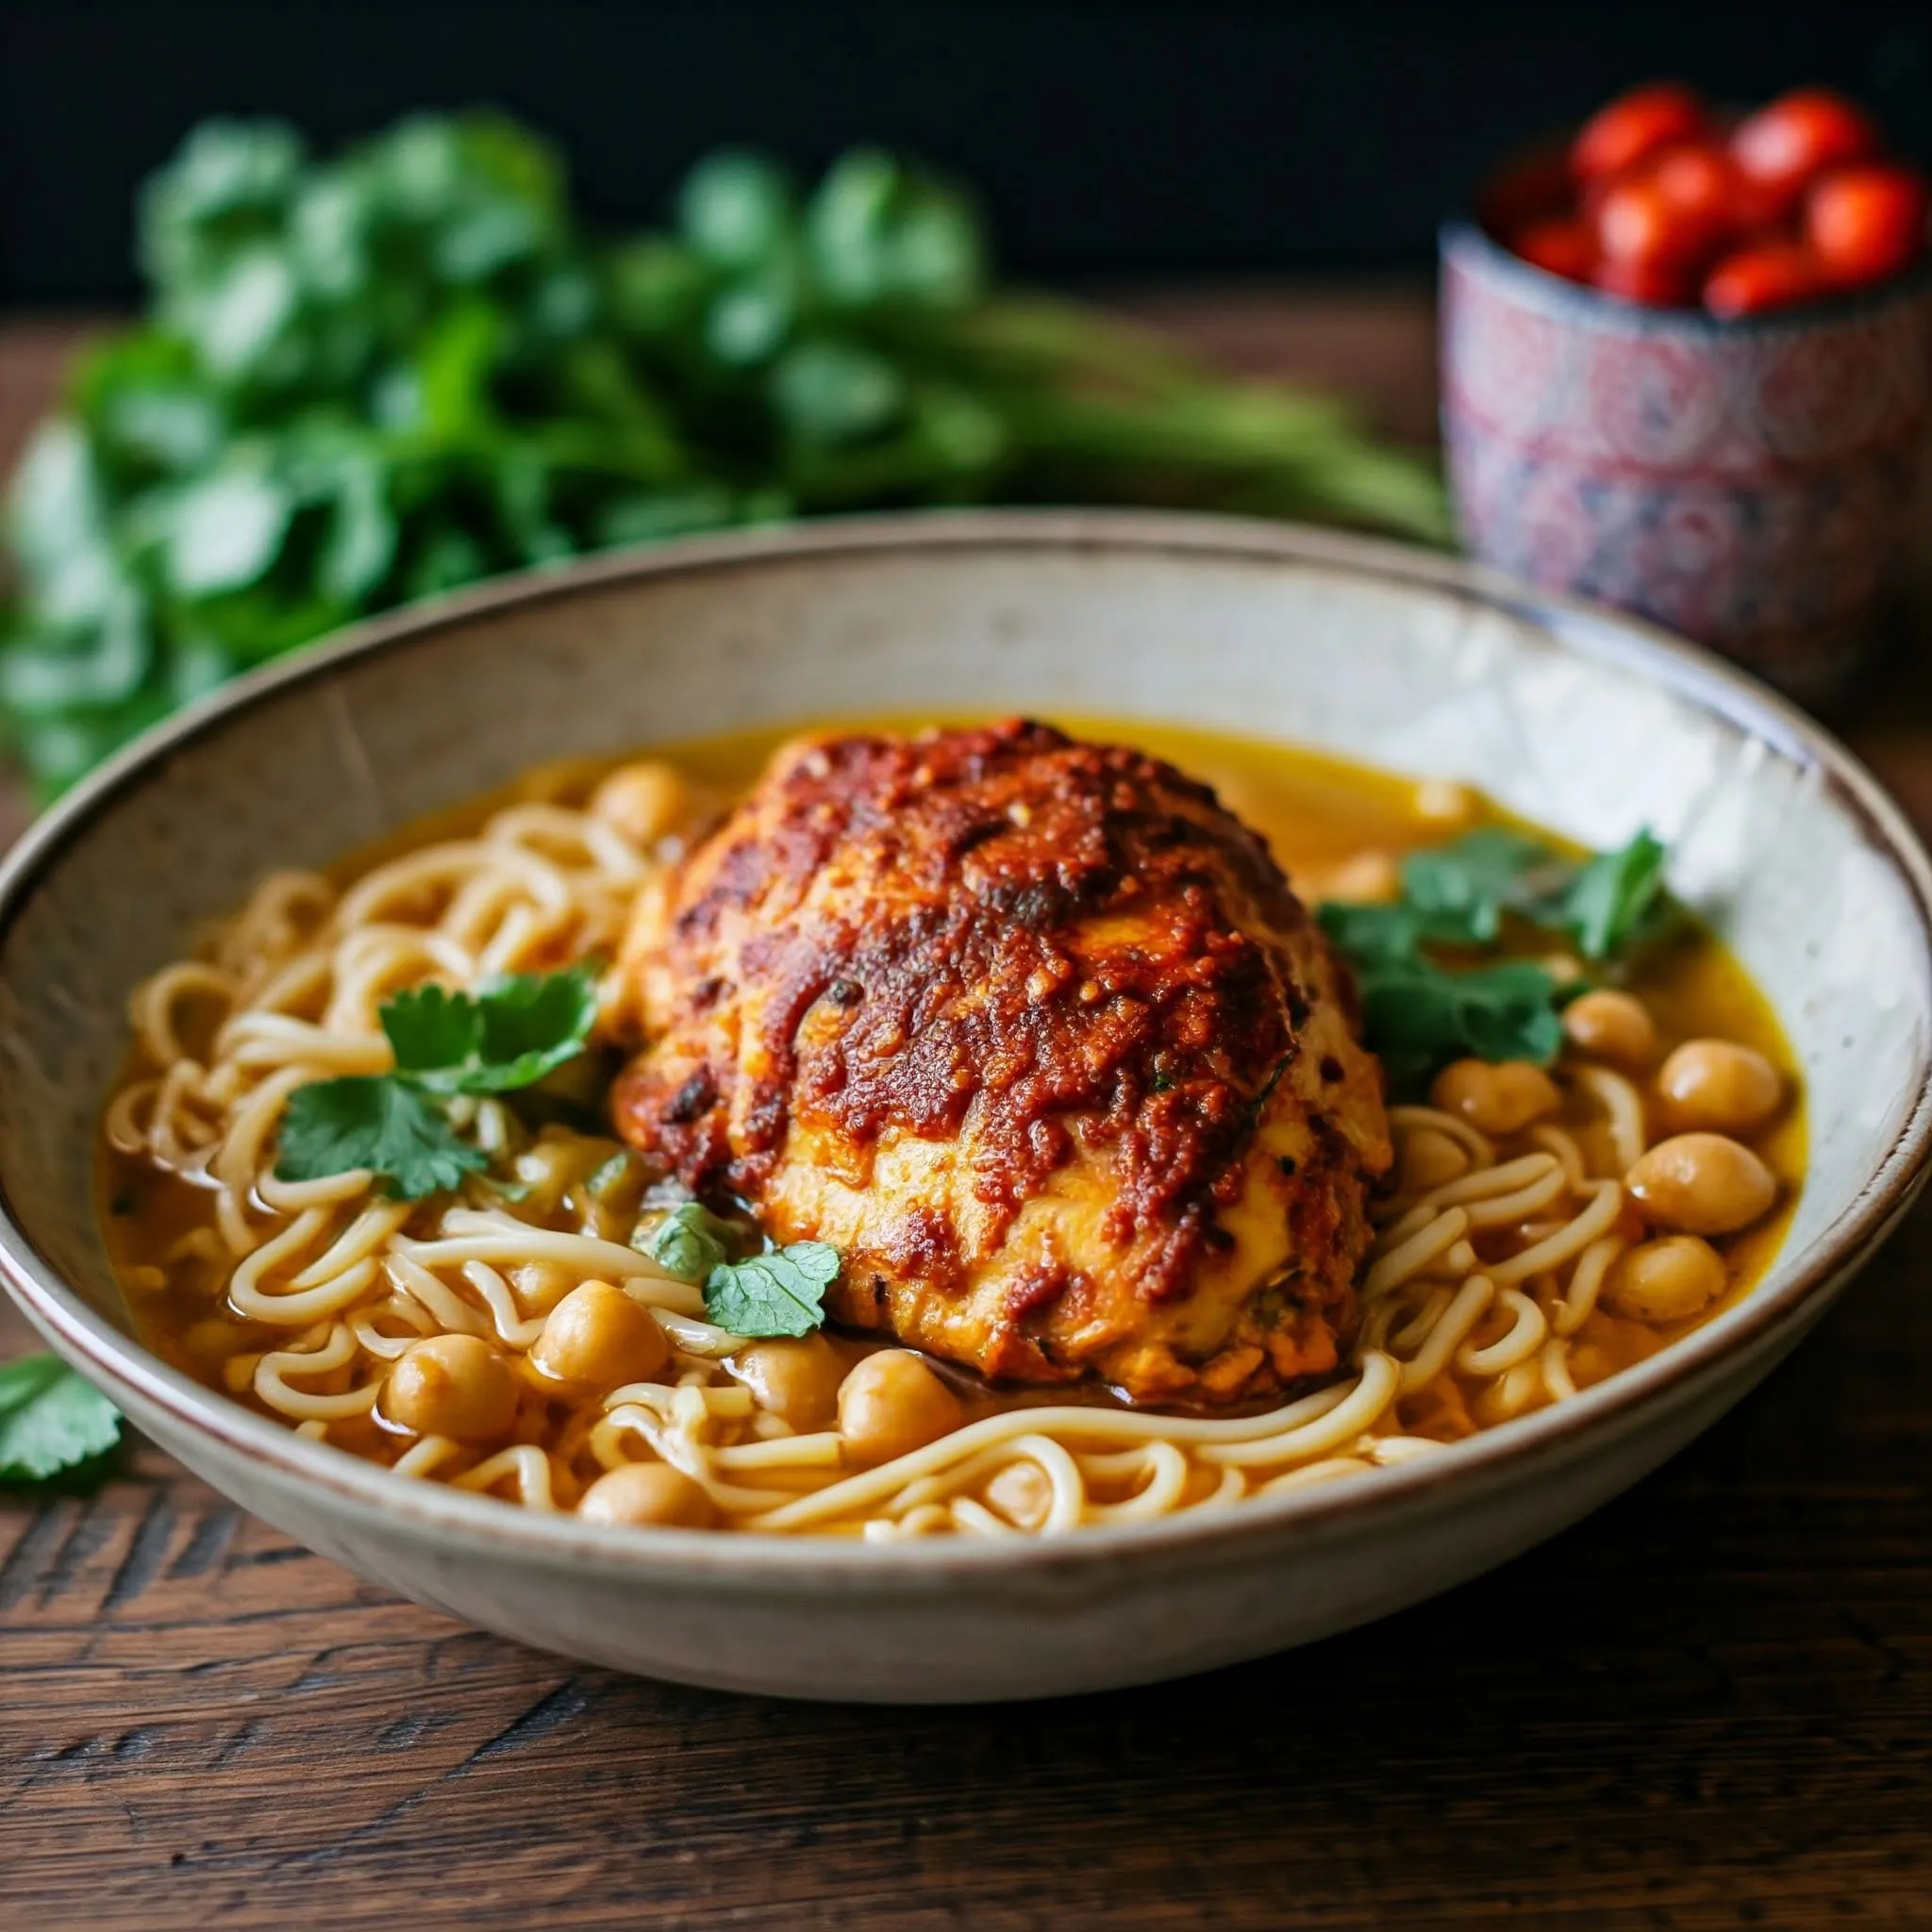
top-left (2, 510), bottom-right (1929, 1703)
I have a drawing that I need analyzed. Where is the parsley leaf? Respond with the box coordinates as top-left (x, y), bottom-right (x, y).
top-left (275, 1074), bottom-right (488, 1200)
top-left (704, 1242), bottom-right (841, 1338)
top-left (0, 1354), bottom-right (123, 1485)
top-left (383, 965), bottom-right (599, 1095)
top-left (640, 1200), bottom-right (735, 1284)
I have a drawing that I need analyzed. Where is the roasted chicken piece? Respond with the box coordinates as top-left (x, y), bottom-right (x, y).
top-left (609, 720), bottom-right (1391, 1405)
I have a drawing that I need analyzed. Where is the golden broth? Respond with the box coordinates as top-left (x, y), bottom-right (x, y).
top-left (102, 720), bottom-right (1805, 1521)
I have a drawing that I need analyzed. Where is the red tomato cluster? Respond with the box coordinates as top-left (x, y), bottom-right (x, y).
top-left (1491, 82), bottom-right (1928, 315)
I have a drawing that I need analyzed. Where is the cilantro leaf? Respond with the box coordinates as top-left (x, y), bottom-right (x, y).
top-left (1353, 958), bottom-right (1566, 1096)
top-left (704, 1242), bottom-right (841, 1338)
top-left (1560, 830), bottom-right (1669, 962)
top-left (1399, 828), bottom-right (1560, 946)
top-left (1322, 824), bottom-right (1671, 1096)
top-left (469, 966), bottom-right (601, 1091)
top-left (1, 112), bottom-right (1447, 804)
top-left (1317, 900), bottom-right (1430, 971)
top-left (1393, 825), bottom-right (1670, 960)
top-left (379, 966), bottom-right (598, 1094)
top-left (275, 1074), bottom-right (488, 1200)
top-left (381, 983), bottom-right (484, 1083)
top-left (275, 965), bottom-right (600, 1198)
top-left (640, 1200), bottom-right (735, 1284)
top-left (0, 1354), bottom-right (123, 1485)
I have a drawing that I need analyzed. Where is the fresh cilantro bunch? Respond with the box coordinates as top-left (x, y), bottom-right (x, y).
top-left (275, 964), bottom-right (599, 1199)
top-left (640, 1200), bottom-right (841, 1340)
top-left (0, 113), bottom-right (1448, 799)
top-left (1320, 826), bottom-right (1669, 1094)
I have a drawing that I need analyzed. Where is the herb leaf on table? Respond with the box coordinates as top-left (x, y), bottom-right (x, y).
top-left (0, 1354), bottom-right (123, 1487)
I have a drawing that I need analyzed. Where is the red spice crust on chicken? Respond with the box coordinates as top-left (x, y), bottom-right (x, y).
top-left (609, 719), bottom-right (1391, 1405)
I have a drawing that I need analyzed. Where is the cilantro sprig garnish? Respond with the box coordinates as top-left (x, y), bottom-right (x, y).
top-left (704, 1243), bottom-right (841, 1339)
top-left (1320, 826), bottom-right (1670, 1095)
top-left (275, 965), bottom-right (600, 1200)
top-left (277, 1077), bottom-right (490, 1201)
top-left (640, 1202), bottom-right (841, 1340)
top-left (1397, 826), bottom-right (1669, 962)
top-left (383, 972), bottom-right (600, 1093)
top-left (639, 1200), bottom-right (736, 1282)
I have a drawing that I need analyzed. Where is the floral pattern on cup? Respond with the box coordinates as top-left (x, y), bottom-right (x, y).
top-left (1441, 223), bottom-right (1932, 701)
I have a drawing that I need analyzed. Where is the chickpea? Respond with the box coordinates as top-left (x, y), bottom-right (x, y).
top-left (508, 1260), bottom-right (578, 1315)
top-left (385, 1333), bottom-right (518, 1441)
top-left (1400, 1125), bottom-right (1470, 1194)
top-left (1562, 989), bottom-right (1657, 1068)
top-left (837, 1351), bottom-right (964, 1468)
top-left (1657, 1038), bottom-right (1782, 1136)
top-left (577, 1460), bottom-right (717, 1529)
top-left (1429, 1058), bottom-right (1561, 1137)
top-left (1625, 1132), bottom-right (1776, 1236)
top-left (731, 1335), bottom-right (846, 1430)
top-left (529, 1280), bottom-right (670, 1391)
top-left (589, 760), bottom-right (690, 849)
top-left (1603, 1236), bottom-right (1728, 1324)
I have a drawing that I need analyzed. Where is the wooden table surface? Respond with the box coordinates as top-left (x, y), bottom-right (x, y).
top-left (3, 298), bottom-right (1930, 1931)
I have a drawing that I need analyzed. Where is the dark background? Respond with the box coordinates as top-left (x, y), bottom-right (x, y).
top-left (2, 1), bottom-right (1930, 300)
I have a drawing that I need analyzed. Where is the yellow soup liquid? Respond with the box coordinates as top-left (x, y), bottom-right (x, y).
top-left (106, 717), bottom-right (1804, 1453)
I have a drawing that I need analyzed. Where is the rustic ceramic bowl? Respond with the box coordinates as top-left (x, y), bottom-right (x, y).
top-left (3, 510), bottom-right (1930, 1703)
top-left (1441, 219), bottom-right (1932, 703)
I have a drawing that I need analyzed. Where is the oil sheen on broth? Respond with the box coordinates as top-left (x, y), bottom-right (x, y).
top-left (100, 720), bottom-right (1804, 1537)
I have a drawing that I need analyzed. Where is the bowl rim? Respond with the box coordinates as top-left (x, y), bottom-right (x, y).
top-left (4, 505), bottom-right (1930, 1584)
top-left (1440, 214), bottom-right (1932, 338)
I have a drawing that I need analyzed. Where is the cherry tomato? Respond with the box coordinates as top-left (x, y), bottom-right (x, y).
top-left (1594, 252), bottom-right (1696, 308)
top-left (1509, 217), bottom-right (1596, 282)
top-left (1805, 162), bottom-right (1929, 287)
top-left (1730, 89), bottom-right (1879, 215)
top-left (1572, 82), bottom-right (1708, 182)
top-left (1594, 172), bottom-right (1713, 274)
top-left (1703, 241), bottom-right (1825, 317)
top-left (1650, 142), bottom-right (1748, 248)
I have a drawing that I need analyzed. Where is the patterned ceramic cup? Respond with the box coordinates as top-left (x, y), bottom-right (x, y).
top-left (1441, 220), bottom-right (1932, 702)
